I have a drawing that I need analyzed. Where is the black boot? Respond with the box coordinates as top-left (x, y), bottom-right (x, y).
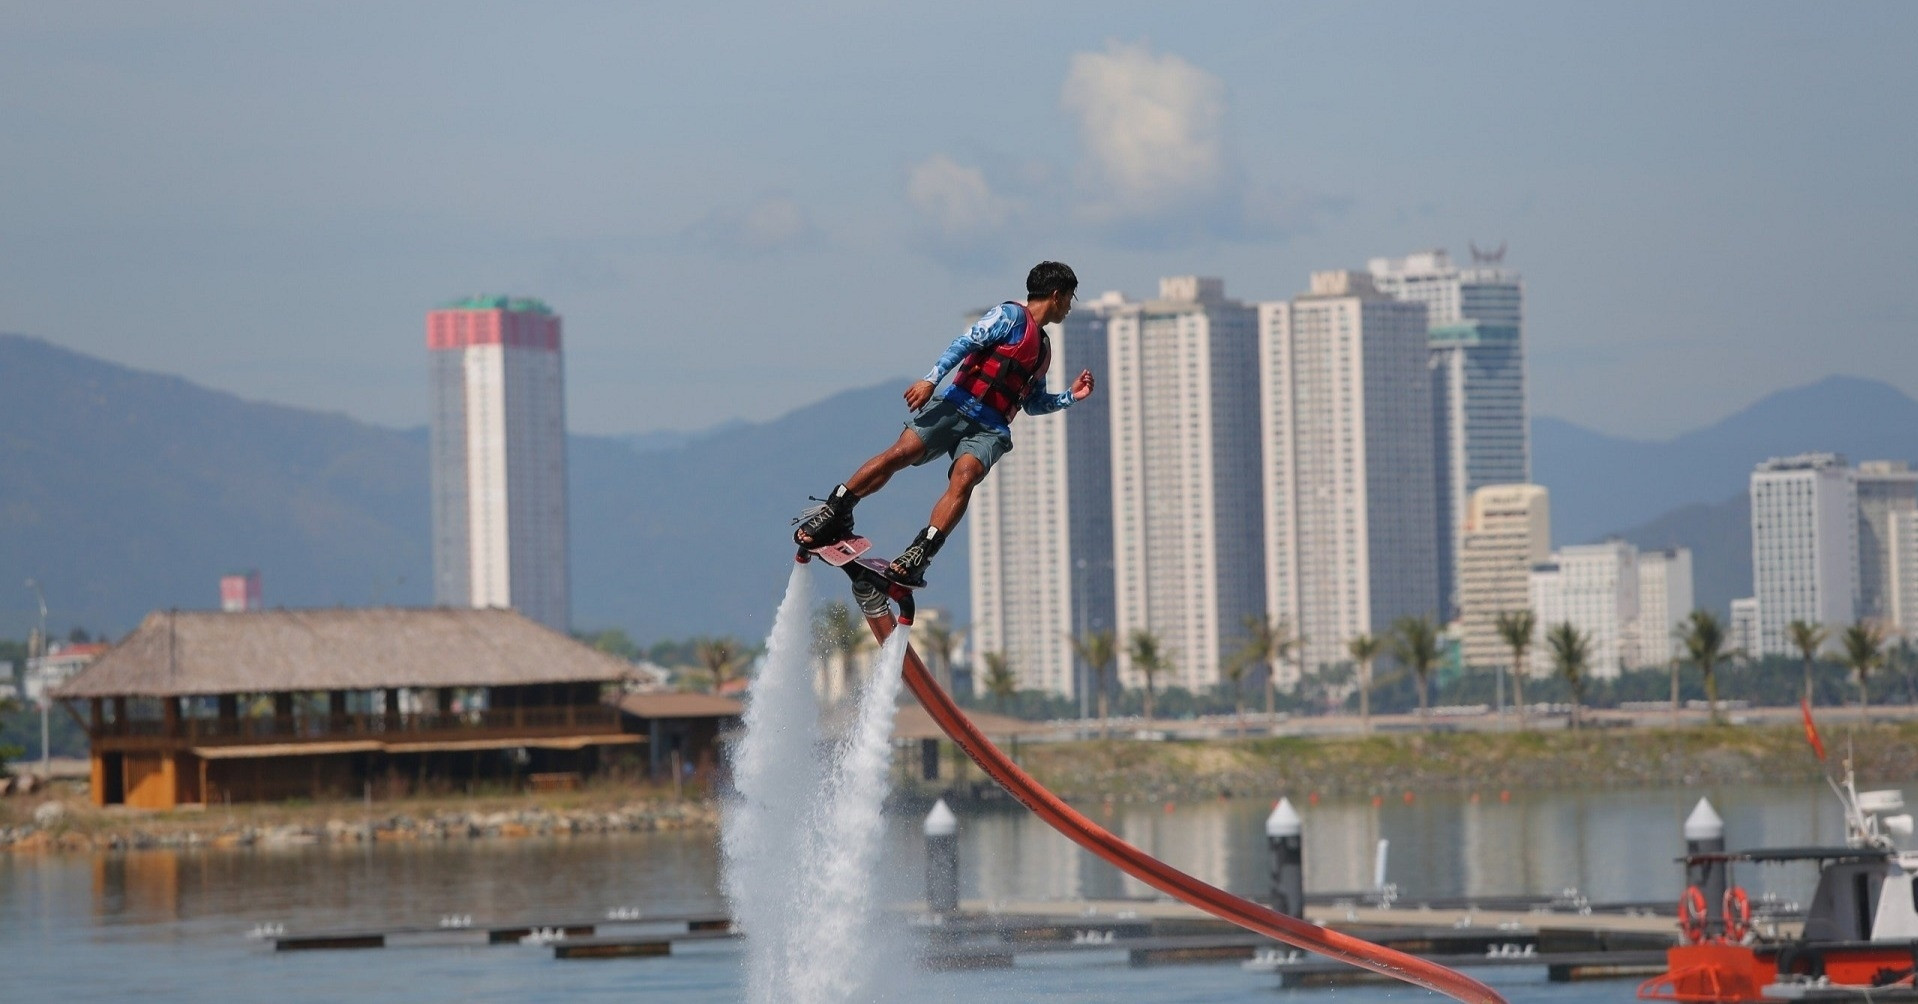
top-left (793, 484), bottom-right (858, 548)
top-left (888, 526), bottom-right (944, 587)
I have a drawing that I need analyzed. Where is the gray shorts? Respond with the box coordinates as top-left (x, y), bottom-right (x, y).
top-left (905, 396), bottom-right (1012, 476)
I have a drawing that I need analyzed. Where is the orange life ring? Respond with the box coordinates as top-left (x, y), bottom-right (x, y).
top-left (1679, 885), bottom-right (1710, 944)
top-left (1723, 886), bottom-right (1752, 941)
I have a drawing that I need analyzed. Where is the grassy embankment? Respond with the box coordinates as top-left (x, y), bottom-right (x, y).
top-left (1007, 721), bottom-right (1918, 803)
top-left (0, 781), bottom-right (715, 854)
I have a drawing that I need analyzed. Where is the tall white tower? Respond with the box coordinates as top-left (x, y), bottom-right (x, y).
top-left (1260, 270), bottom-right (1438, 678)
top-left (1109, 277), bottom-right (1264, 693)
top-left (428, 296), bottom-right (570, 632)
top-left (1369, 249), bottom-right (1526, 620)
top-left (967, 293), bottom-right (1118, 699)
top-left (1750, 454), bottom-right (1858, 656)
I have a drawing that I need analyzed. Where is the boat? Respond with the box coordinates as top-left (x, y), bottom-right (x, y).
top-left (1638, 764), bottom-right (1918, 1002)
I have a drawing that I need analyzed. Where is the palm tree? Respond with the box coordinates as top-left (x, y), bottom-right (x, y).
top-left (981, 651), bottom-right (1017, 712)
top-left (1788, 620), bottom-right (1828, 706)
top-left (1070, 630), bottom-right (1117, 738)
top-left (1494, 609), bottom-right (1537, 724)
top-left (920, 619), bottom-right (964, 693)
top-left (1390, 616), bottom-right (1441, 730)
top-left (1683, 610), bottom-right (1730, 723)
top-left (1221, 651), bottom-right (1251, 737)
top-left (1546, 622), bottom-right (1591, 729)
top-left (1840, 621), bottom-right (1884, 722)
top-left (1234, 614), bottom-right (1299, 727)
top-left (693, 637), bottom-right (747, 695)
top-left (812, 600), bottom-right (864, 701)
top-left (1127, 629), bottom-right (1169, 724)
top-left (1347, 634), bottom-right (1384, 734)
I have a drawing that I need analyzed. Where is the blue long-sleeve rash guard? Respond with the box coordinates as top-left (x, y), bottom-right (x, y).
top-left (921, 303), bottom-right (1075, 434)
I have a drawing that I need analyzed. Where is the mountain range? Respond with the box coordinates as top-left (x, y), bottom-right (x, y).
top-left (3, 332), bottom-right (1911, 642)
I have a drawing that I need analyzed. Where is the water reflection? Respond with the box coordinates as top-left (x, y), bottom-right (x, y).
top-left (0, 782), bottom-right (1880, 1004)
top-left (926, 784), bottom-right (1851, 909)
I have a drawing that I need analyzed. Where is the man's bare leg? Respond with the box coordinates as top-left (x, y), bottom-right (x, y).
top-left (844, 428), bottom-right (927, 497)
top-left (795, 428), bottom-right (926, 548)
top-left (890, 455), bottom-right (985, 582)
top-left (927, 456), bottom-right (986, 535)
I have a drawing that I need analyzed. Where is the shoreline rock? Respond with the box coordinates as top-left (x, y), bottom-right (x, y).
top-left (0, 799), bottom-right (718, 855)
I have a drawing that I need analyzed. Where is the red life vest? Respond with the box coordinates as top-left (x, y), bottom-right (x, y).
top-left (950, 302), bottom-right (1050, 424)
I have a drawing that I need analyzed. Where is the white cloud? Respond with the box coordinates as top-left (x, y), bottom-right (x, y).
top-left (683, 192), bottom-right (817, 256)
top-left (904, 154), bottom-right (1019, 267)
top-left (1061, 40), bottom-right (1228, 224)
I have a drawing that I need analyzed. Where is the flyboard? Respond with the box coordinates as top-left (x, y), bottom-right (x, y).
top-left (797, 538), bottom-right (1506, 1004)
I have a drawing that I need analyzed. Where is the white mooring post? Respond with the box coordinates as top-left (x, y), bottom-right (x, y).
top-left (925, 798), bottom-right (959, 914)
top-left (1267, 797), bottom-right (1304, 917)
top-left (1685, 798), bottom-right (1727, 937)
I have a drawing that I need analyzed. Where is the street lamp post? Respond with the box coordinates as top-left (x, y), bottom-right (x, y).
top-left (26, 579), bottom-right (48, 780)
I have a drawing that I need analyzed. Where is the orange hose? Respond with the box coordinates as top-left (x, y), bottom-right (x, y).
top-left (868, 611), bottom-right (1506, 1003)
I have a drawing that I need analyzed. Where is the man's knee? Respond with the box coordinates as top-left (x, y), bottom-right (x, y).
top-left (950, 457), bottom-right (987, 491)
top-left (881, 432), bottom-right (925, 466)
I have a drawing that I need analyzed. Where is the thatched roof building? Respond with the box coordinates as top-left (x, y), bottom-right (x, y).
top-left (58, 607), bottom-right (646, 809)
top-left (57, 607), bottom-right (632, 698)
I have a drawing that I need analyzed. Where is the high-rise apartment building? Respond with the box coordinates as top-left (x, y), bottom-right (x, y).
top-left (1750, 454), bottom-right (1857, 657)
top-left (1856, 461), bottom-right (1918, 624)
top-left (1528, 541), bottom-right (1639, 679)
top-left (1887, 511), bottom-right (1918, 639)
top-left (1260, 271), bottom-right (1438, 679)
top-left (1370, 250), bottom-right (1526, 620)
top-left (220, 570), bottom-right (263, 613)
top-left (1730, 597), bottom-right (1761, 658)
top-left (1110, 277), bottom-right (1264, 693)
top-left (968, 293), bottom-right (1119, 698)
top-left (1635, 548), bottom-right (1695, 668)
top-left (428, 296), bottom-right (570, 632)
top-left (1456, 484), bottom-right (1550, 670)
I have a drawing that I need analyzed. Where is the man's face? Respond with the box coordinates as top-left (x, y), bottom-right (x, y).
top-left (1043, 289), bottom-right (1076, 323)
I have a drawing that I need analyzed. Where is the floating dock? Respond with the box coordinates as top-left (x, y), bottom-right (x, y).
top-left (263, 911), bottom-right (730, 952)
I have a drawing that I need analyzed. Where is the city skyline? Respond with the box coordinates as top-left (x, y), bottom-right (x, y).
top-left (3, 4), bottom-right (1914, 442)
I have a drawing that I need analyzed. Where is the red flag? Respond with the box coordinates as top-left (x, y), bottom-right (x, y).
top-left (1801, 697), bottom-right (1828, 762)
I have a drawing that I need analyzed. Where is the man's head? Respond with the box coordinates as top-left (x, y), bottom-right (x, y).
top-left (1026, 261), bottom-right (1078, 324)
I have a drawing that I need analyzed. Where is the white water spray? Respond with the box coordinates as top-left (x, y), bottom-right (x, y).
top-left (721, 565), bottom-right (823, 1000)
top-left (779, 626), bottom-right (910, 1003)
top-left (723, 568), bottom-right (915, 1003)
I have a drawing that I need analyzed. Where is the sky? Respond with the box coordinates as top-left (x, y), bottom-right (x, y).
top-left (2, 1), bottom-right (1914, 440)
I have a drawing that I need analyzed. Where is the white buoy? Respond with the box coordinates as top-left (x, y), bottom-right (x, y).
top-left (924, 798), bottom-right (958, 837)
top-left (1266, 797), bottom-right (1302, 838)
top-left (1684, 798), bottom-right (1724, 841)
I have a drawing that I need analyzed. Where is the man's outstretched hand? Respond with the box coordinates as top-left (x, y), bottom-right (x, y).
top-left (1071, 369), bottom-right (1096, 401)
top-left (904, 379), bottom-right (937, 410)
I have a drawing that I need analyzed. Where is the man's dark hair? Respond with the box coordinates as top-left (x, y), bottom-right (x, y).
top-left (1026, 261), bottom-right (1078, 300)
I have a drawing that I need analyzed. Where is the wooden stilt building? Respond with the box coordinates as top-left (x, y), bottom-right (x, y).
top-left (53, 608), bottom-right (644, 808)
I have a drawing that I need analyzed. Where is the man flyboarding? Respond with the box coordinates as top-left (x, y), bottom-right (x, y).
top-left (793, 261), bottom-right (1095, 587)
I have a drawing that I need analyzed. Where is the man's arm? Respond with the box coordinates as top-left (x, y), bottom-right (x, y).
top-left (1022, 369), bottom-right (1095, 416)
top-left (924, 305), bottom-right (1019, 385)
top-left (906, 304), bottom-right (1021, 409)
